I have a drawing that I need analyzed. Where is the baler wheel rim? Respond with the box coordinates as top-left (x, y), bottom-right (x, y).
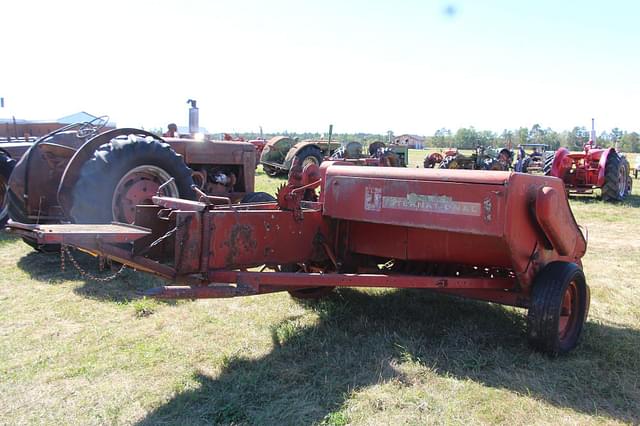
top-left (558, 280), bottom-right (579, 341)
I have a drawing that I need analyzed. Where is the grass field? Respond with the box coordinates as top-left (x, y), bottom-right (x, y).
top-left (1, 150), bottom-right (639, 425)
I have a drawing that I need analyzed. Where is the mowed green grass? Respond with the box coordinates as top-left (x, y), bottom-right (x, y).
top-left (1, 150), bottom-right (639, 425)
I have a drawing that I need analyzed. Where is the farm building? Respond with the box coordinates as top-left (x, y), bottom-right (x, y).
top-left (0, 112), bottom-right (115, 141)
top-left (393, 134), bottom-right (426, 149)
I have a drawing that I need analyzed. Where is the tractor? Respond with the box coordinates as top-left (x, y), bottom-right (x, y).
top-left (514, 144), bottom-right (554, 174)
top-left (5, 117), bottom-right (263, 250)
top-left (544, 120), bottom-right (632, 201)
top-left (260, 135), bottom-right (341, 176)
top-left (438, 146), bottom-right (513, 171)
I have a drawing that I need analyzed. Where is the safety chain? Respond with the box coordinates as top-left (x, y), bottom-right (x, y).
top-left (60, 244), bottom-right (126, 282)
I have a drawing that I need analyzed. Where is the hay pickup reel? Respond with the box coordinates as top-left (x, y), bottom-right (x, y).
top-left (8, 159), bottom-right (589, 356)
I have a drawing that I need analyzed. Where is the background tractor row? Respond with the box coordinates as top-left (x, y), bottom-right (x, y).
top-left (423, 145), bottom-right (512, 171)
top-left (260, 126), bottom-right (408, 176)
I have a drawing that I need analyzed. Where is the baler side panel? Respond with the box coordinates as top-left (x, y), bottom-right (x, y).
top-left (347, 221), bottom-right (512, 267)
top-left (205, 209), bottom-right (327, 270)
top-left (323, 175), bottom-right (505, 236)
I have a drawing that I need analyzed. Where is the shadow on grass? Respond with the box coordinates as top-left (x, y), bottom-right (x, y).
top-left (15, 248), bottom-right (168, 303)
top-left (138, 289), bottom-right (639, 425)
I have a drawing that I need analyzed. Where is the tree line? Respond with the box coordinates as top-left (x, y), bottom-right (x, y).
top-left (429, 125), bottom-right (640, 153)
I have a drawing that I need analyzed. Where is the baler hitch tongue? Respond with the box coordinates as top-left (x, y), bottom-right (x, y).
top-left (6, 221), bottom-right (151, 245)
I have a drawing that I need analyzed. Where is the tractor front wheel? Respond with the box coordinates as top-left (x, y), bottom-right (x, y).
top-left (527, 262), bottom-right (590, 356)
top-left (294, 146), bottom-right (323, 169)
top-left (602, 152), bottom-right (626, 202)
top-left (0, 153), bottom-right (16, 228)
top-left (543, 151), bottom-right (555, 175)
top-left (71, 138), bottom-right (195, 224)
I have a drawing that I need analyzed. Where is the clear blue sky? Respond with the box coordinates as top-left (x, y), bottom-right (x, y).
top-left (1, 0), bottom-right (638, 135)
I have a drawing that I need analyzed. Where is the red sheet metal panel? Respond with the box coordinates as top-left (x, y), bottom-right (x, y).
top-left (206, 209), bottom-right (327, 270)
top-left (324, 169), bottom-right (506, 236)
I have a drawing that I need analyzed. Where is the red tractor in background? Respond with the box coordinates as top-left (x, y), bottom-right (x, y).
top-left (545, 119), bottom-right (632, 202)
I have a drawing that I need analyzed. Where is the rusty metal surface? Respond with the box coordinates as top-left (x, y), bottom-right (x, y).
top-left (209, 271), bottom-right (515, 290)
top-left (7, 221), bottom-right (150, 244)
top-left (205, 208), bottom-right (327, 270)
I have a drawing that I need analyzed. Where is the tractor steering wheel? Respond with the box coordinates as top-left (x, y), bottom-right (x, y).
top-left (76, 115), bottom-right (109, 139)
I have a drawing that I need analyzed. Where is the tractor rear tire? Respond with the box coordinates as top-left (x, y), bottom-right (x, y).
top-left (71, 138), bottom-right (195, 224)
top-left (0, 153), bottom-right (16, 228)
top-left (294, 146), bottom-right (323, 169)
top-left (527, 262), bottom-right (589, 356)
top-left (543, 151), bottom-right (555, 175)
top-left (602, 152), bottom-right (625, 202)
top-left (241, 192), bottom-right (276, 203)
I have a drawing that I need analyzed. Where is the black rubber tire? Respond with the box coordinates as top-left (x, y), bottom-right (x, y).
top-left (601, 152), bottom-right (625, 202)
top-left (527, 262), bottom-right (590, 356)
top-left (543, 151), bottom-right (555, 175)
top-left (294, 146), bottom-right (323, 168)
top-left (521, 157), bottom-right (532, 174)
top-left (483, 158), bottom-right (504, 171)
top-left (377, 149), bottom-right (401, 167)
top-left (620, 157), bottom-right (632, 197)
top-left (262, 164), bottom-right (281, 177)
top-left (281, 264), bottom-right (335, 300)
top-left (71, 138), bottom-right (195, 224)
top-left (0, 153), bottom-right (16, 228)
top-left (240, 192), bottom-right (276, 203)
top-left (439, 156), bottom-right (458, 169)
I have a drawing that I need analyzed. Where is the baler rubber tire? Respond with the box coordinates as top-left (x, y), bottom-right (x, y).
top-left (0, 153), bottom-right (16, 228)
top-left (294, 146), bottom-right (323, 169)
top-left (601, 152), bottom-right (624, 202)
top-left (543, 151), bottom-right (555, 175)
top-left (71, 138), bottom-right (195, 224)
top-left (241, 192), bottom-right (276, 203)
top-left (527, 261), bottom-right (589, 356)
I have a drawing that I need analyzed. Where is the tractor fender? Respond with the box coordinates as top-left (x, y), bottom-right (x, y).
top-left (596, 148), bottom-right (615, 188)
top-left (57, 128), bottom-right (161, 218)
top-left (550, 147), bottom-right (571, 178)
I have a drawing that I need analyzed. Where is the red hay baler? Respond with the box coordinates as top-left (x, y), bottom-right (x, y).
top-left (8, 160), bottom-right (589, 356)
